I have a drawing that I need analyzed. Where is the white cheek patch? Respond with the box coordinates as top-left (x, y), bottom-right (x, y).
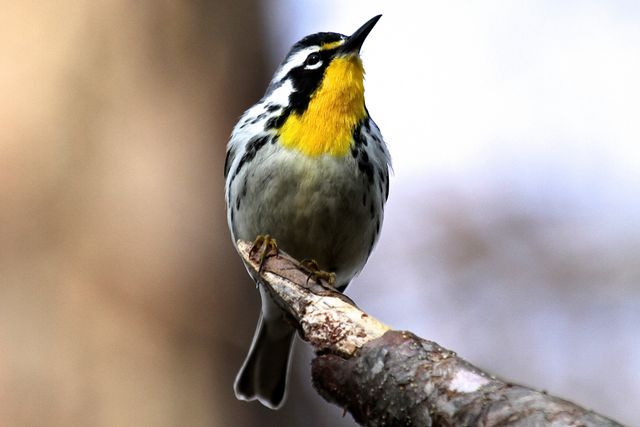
top-left (268, 79), bottom-right (295, 106)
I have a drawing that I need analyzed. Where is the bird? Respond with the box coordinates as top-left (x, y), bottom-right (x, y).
top-left (224, 15), bottom-right (390, 409)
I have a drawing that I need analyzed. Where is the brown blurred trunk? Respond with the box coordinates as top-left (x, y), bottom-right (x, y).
top-left (0, 1), bottom-right (273, 426)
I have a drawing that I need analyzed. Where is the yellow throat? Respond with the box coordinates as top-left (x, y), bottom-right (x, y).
top-left (278, 55), bottom-right (367, 157)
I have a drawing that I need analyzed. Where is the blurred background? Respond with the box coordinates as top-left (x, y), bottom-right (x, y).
top-left (1, 1), bottom-right (638, 425)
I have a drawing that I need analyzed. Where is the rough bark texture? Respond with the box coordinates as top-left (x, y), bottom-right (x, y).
top-left (237, 240), bottom-right (623, 427)
top-left (312, 331), bottom-right (619, 426)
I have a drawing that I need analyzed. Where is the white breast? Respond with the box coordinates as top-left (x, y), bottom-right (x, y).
top-left (227, 144), bottom-right (383, 288)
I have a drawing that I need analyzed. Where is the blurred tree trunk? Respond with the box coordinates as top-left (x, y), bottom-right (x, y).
top-left (0, 1), bottom-right (276, 426)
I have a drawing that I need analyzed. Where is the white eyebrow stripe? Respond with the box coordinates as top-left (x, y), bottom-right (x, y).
top-left (273, 47), bottom-right (318, 81)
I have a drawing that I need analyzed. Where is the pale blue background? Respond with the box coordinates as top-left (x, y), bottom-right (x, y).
top-left (267, 2), bottom-right (640, 425)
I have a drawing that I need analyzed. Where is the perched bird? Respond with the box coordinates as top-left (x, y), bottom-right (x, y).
top-left (224, 15), bottom-right (390, 409)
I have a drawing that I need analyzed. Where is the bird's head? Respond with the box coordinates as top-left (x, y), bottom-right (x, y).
top-left (265, 15), bottom-right (382, 157)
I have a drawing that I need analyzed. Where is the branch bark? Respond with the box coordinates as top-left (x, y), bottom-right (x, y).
top-left (237, 240), bottom-right (623, 427)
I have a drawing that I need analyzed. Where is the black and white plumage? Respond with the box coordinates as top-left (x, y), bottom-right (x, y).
top-left (224, 15), bottom-right (390, 409)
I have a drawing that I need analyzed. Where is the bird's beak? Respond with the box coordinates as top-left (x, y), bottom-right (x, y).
top-left (340, 15), bottom-right (382, 55)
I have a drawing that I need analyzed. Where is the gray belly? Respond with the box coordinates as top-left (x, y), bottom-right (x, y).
top-left (230, 150), bottom-right (380, 287)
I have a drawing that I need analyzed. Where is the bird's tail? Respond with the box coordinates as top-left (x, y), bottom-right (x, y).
top-left (234, 312), bottom-right (295, 409)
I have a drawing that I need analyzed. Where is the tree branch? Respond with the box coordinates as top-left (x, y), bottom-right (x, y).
top-left (237, 240), bottom-right (622, 427)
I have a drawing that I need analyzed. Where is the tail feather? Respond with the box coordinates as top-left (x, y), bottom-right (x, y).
top-left (234, 314), bottom-right (295, 409)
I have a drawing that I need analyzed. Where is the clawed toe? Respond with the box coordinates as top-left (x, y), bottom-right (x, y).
top-left (299, 259), bottom-right (336, 287)
top-left (249, 235), bottom-right (278, 273)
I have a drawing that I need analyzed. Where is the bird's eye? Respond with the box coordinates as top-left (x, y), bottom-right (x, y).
top-left (304, 52), bottom-right (322, 68)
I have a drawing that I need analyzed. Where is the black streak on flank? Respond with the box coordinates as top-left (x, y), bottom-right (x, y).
top-left (358, 159), bottom-right (374, 184)
top-left (364, 118), bottom-right (371, 132)
top-left (224, 147), bottom-right (234, 178)
top-left (232, 135), bottom-right (270, 181)
top-left (249, 112), bottom-right (266, 124)
top-left (353, 123), bottom-right (368, 146)
top-left (236, 177), bottom-right (248, 210)
top-left (360, 150), bottom-right (369, 163)
top-left (377, 168), bottom-right (389, 200)
top-left (357, 149), bottom-right (374, 184)
top-left (266, 112), bottom-right (290, 130)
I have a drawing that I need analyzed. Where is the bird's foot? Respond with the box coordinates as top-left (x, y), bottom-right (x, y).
top-left (249, 235), bottom-right (278, 274)
top-left (299, 259), bottom-right (336, 288)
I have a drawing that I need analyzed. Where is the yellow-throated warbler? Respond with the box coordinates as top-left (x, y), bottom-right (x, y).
top-left (224, 15), bottom-right (390, 409)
